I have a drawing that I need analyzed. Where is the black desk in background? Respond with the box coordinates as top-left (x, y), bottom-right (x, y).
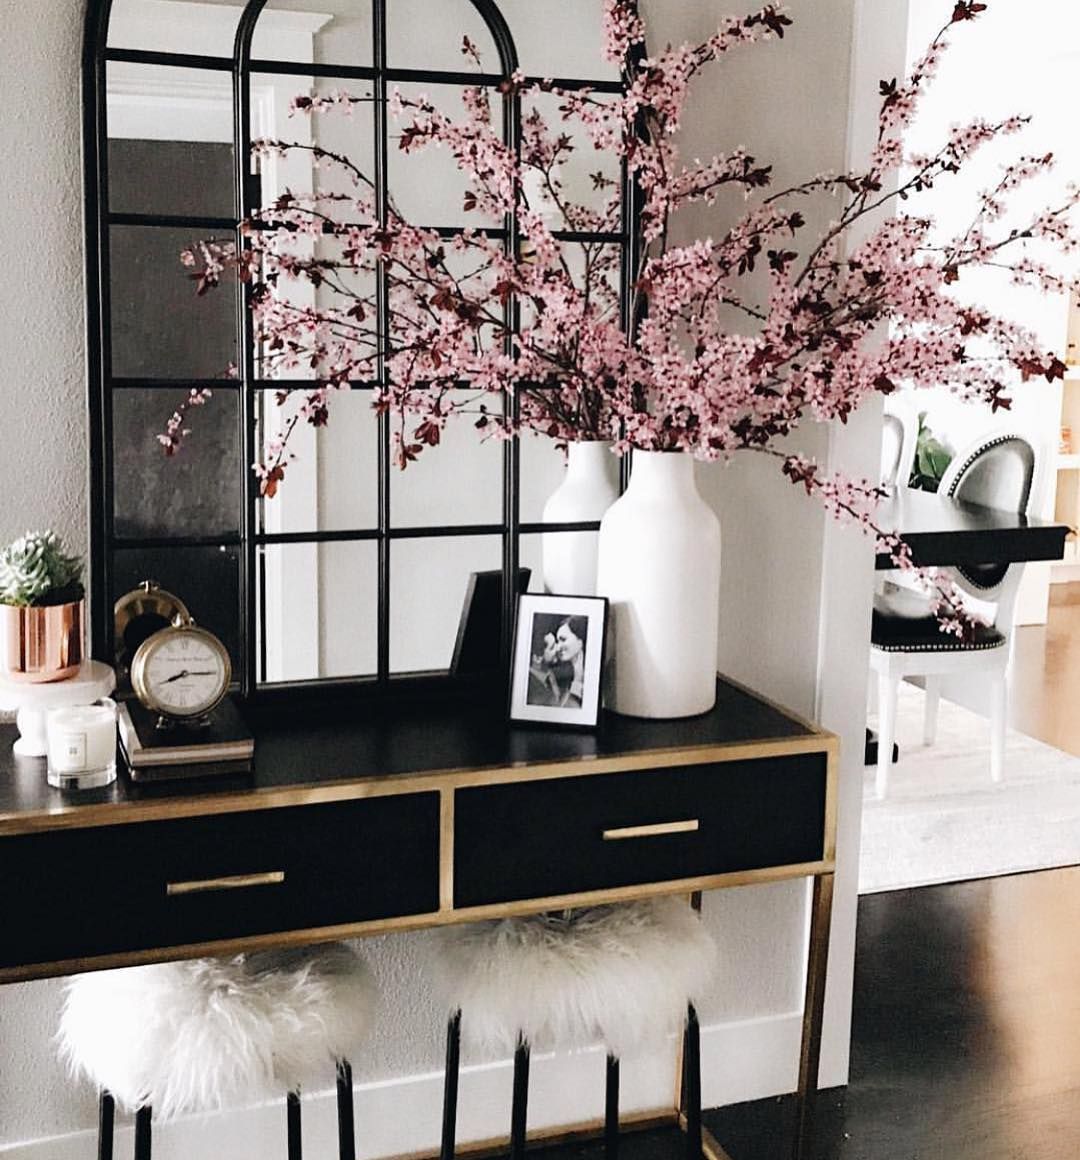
top-left (874, 487), bottom-right (1069, 570)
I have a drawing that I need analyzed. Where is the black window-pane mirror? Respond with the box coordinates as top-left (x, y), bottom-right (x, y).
top-left (109, 226), bottom-right (238, 380)
top-left (113, 388), bottom-right (242, 541)
top-left (112, 545), bottom-right (242, 671)
top-left (89, 0), bottom-right (629, 698)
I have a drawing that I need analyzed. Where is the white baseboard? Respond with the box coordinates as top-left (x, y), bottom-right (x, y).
top-left (0, 1012), bottom-right (802, 1160)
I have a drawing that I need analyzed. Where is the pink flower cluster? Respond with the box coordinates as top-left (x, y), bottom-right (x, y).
top-left (173, 0), bottom-right (1080, 634)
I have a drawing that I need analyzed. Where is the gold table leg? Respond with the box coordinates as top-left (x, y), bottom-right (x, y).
top-left (793, 872), bottom-right (834, 1160)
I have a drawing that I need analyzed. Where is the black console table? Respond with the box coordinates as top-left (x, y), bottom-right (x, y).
top-left (0, 677), bottom-right (837, 1160)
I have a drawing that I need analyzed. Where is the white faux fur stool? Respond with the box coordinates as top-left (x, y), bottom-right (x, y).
top-left (434, 898), bottom-right (717, 1160)
top-left (57, 942), bottom-right (375, 1160)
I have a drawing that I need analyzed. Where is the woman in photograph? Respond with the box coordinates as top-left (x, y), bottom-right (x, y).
top-left (552, 616), bottom-right (586, 708)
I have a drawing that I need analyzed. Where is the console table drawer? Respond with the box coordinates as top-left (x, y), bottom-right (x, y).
top-left (454, 754), bottom-right (827, 908)
top-left (0, 793), bottom-right (440, 970)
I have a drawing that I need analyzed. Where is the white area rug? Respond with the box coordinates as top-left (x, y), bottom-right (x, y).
top-left (860, 682), bottom-right (1080, 894)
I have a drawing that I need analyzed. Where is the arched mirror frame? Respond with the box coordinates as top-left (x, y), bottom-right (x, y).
top-left (83, 0), bottom-right (639, 702)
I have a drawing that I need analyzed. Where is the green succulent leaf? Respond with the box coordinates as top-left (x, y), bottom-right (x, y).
top-left (0, 531), bottom-right (85, 607)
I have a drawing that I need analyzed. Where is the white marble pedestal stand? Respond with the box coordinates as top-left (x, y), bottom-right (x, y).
top-left (0, 660), bottom-right (117, 757)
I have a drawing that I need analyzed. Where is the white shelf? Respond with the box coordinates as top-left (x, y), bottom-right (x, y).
top-left (1057, 453), bottom-right (1080, 470)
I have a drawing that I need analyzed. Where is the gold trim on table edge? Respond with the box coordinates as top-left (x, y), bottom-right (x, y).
top-left (0, 732), bottom-right (839, 835)
top-left (0, 857), bottom-right (836, 983)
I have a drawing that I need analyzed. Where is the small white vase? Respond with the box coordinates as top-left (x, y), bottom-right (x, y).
top-left (596, 451), bottom-right (721, 718)
top-left (541, 441), bottom-right (620, 596)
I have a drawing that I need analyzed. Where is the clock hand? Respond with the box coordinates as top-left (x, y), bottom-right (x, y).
top-left (162, 669), bottom-right (217, 683)
top-left (161, 669), bottom-right (190, 684)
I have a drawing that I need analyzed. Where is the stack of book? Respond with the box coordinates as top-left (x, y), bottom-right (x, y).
top-left (118, 697), bottom-right (254, 782)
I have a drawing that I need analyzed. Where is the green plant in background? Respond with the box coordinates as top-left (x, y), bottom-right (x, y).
top-left (909, 412), bottom-right (953, 493)
top-left (0, 531), bottom-right (85, 607)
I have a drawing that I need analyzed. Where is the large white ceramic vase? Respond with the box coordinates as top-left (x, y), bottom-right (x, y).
top-left (596, 451), bottom-right (721, 718)
top-left (541, 440), bottom-right (620, 596)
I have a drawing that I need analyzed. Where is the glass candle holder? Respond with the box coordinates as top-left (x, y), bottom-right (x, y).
top-left (46, 699), bottom-right (118, 790)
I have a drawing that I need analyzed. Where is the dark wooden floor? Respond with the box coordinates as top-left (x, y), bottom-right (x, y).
top-left (527, 867), bottom-right (1080, 1160)
top-left (707, 866), bottom-right (1080, 1159)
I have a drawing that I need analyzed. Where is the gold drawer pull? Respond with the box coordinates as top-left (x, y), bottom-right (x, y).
top-left (602, 819), bottom-right (700, 841)
top-left (166, 871), bottom-right (286, 896)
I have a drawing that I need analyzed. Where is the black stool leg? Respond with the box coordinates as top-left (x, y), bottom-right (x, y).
top-left (683, 1004), bottom-right (702, 1160)
top-left (604, 1055), bottom-right (620, 1160)
top-left (510, 1035), bottom-right (530, 1160)
top-left (97, 1091), bottom-right (114, 1160)
top-left (336, 1060), bottom-right (356, 1160)
top-left (286, 1090), bottom-right (302, 1160)
top-left (133, 1106), bottom-right (151, 1160)
top-left (441, 1010), bottom-right (462, 1160)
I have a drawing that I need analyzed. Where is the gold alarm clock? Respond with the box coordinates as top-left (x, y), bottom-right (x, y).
top-left (130, 614), bottom-right (232, 722)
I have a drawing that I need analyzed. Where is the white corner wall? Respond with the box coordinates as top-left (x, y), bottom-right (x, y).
top-left (0, 1), bottom-right (900, 1153)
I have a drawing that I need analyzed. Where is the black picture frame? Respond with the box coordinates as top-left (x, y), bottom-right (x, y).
top-left (508, 593), bottom-right (608, 730)
top-left (450, 567), bottom-right (532, 677)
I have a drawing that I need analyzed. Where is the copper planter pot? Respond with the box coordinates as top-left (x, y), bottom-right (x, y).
top-left (1, 600), bottom-right (84, 683)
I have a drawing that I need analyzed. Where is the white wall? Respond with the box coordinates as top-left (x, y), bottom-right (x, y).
top-left (0, 0), bottom-right (885, 1153)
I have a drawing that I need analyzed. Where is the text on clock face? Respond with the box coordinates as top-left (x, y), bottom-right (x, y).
top-left (145, 639), bottom-right (227, 711)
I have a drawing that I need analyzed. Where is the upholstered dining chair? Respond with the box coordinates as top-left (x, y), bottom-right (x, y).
top-left (870, 430), bottom-right (1047, 798)
top-left (58, 942), bottom-right (375, 1160)
top-left (434, 898), bottom-right (717, 1160)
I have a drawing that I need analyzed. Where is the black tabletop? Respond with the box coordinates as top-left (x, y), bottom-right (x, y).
top-left (874, 487), bottom-right (1068, 570)
top-left (0, 676), bottom-right (820, 824)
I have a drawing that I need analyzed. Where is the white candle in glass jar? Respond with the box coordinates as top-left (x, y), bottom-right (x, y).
top-left (46, 700), bottom-right (117, 789)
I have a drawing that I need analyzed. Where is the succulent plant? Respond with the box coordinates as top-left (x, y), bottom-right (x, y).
top-left (0, 531), bottom-right (85, 607)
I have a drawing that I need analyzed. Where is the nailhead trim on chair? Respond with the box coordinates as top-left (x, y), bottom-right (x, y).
top-left (871, 637), bottom-right (1005, 653)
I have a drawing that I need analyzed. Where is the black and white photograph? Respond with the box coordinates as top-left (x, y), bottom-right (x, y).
top-left (509, 594), bottom-right (606, 728)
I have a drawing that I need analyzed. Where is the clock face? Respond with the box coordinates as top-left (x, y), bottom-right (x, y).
top-left (134, 627), bottom-right (231, 718)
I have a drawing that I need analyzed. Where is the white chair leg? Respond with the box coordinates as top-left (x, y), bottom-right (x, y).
top-left (923, 677), bottom-right (941, 746)
top-left (876, 673), bottom-right (900, 800)
top-left (990, 673), bottom-right (1007, 783)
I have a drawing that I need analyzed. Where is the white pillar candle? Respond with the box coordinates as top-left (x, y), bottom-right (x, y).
top-left (46, 700), bottom-right (117, 790)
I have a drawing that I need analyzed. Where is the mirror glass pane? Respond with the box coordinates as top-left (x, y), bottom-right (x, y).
top-left (390, 536), bottom-right (501, 673)
top-left (520, 91), bottom-right (622, 229)
top-left (253, 0), bottom-right (373, 68)
top-left (114, 388), bottom-right (242, 540)
top-left (112, 545), bottom-right (242, 670)
top-left (500, 0), bottom-right (618, 80)
top-left (256, 389), bottom-right (379, 533)
top-left (250, 70), bottom-right (376, 204)
top-left (107, 63), bottom-right (235, 219)
top-left (258, 540), bottom-right (378, 684)
top-left (388, 83), bottom-right (505, 228)
top-left (390, 391), bottom-right (503, 528)
top-left (519, 431), bottom-right (569, 524)
top-left (109, 225), bottom-right (239, 380)
top-left (107, 0), bottom-right (245, 56)
top-left (388, 0), bottom-right (501, 73)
